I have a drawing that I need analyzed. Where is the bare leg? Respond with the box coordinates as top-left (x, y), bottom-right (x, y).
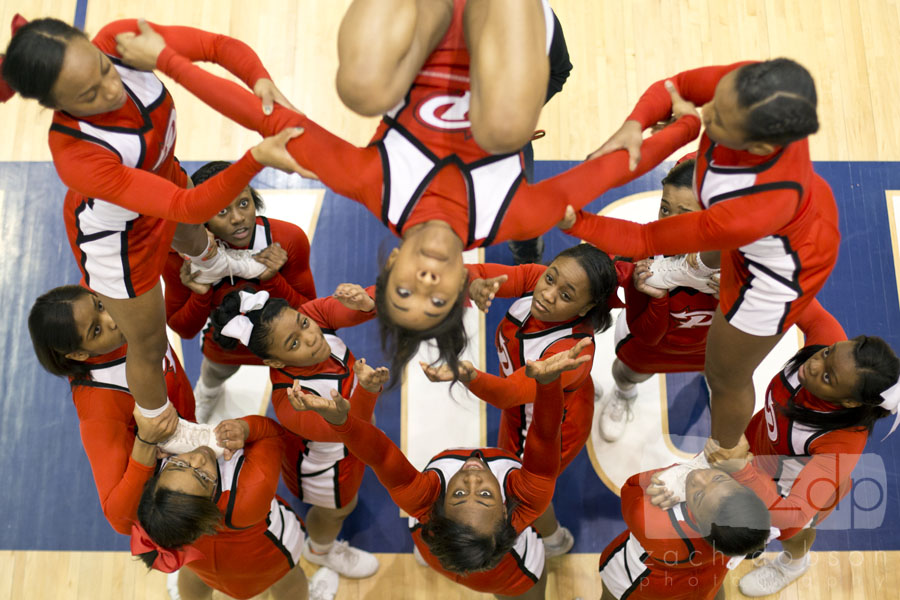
top-left (713, 584), bottom-right (726, 600)
top-left (178, 568), bottom-right (214, 600)
top-left (200, 359), bottom-right (240, 389)
top-left (97, 283), bottom-right (169, 411)
top-left (268, 564), bottom-right (309, 600)
top-left (465, 0), bottom-right (549, 154)
top-left (612, 359), bottom-right (653, 393)
top-left (306, 496), bottom-right (358, 545)
top-left (531, 503), bottom-right (558, 537)
top-left (705, 308), bottom-right (784, 448)
top-left (781, 528), bottom-right (816, 560)
top-left (171, 223), bottom-right (209, 256)
top-left (495, 566), bottom-right (547, 600)
top-left (600, 581), bottom-right (618, 600)
top-left (336, 0), bottom-right (454, 115)
top-left (700, 250), bottom-right (721, 269)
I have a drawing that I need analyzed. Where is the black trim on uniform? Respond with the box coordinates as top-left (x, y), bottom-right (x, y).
top-left (615, 333), bottom-right (634, 355)
top-left (705, 142), bottom-right (788, 175)
top-left (263, 500), bottom-right (296, 568)
top-left (708, 181), bottom-right (802, 207)
top-left (50, 123), bottom-right (123, 162)
top-left (121, 218), bottom-right (137, 298)
top-left (332, 456), bottom-right (342, 508)
top-left (483, 172), bottom-right (523, 247)
top-left (376, 140), bottom-right (393, 226)
top-left (620, 566), bottom-right (651, 599)
top-left (504, 293), bottom-right (534, 328)
top-left (69, 379), bottom-right (129, 393)
top-left (508, 536), bottom-right (540, 583)
top-left (660, 510), bottom-right (697, 565)
top-left (224, 455), bottom-right (253, 529)
top-left (598, 536), bottom-right (628, 572)
top-left (515, 405), bottom-right (528, 460)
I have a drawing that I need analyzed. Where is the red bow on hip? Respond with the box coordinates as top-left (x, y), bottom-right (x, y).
top-left (0, 14), bottom-right (31, 102)
top-left (130, 522), bottom-right (205, 573)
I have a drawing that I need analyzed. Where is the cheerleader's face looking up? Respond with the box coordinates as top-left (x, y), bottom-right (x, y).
top-left (658, 184), bottom-right (701, 220)
top-left (260, 306), bottom-right (332, 369)
top-left (50, 37), bottom-right (127, 117)
top-left (385, 222), bottom-right (468, 331)
top-left (206, 187), bottom-right (258, 247)
top-left (797, 341), bottom-right (862, 407)
top-left (65, 293), bottom-right (127, 359)
top-left (158, 447), bottom-right (219, 498)
top-left (530, 256), bottom-right (596, 323)
top-left (685, 467), bottom-right (744, 524)
top-left (443, 456), bottom-right (506, 534)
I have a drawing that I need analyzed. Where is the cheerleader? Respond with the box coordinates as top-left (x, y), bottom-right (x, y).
top-left (164, 161), bottom-right (316, 422)
top-left (561, 61), bottom-right (840, 457)
top-left (598, 463), bottom-right (770, 600)
top-left (600, 158), bottom-right (720, 442)
top-left (2, 17), bottom-right (303, 427)
top-left (291, 340), bottom-right (591, 599)
top-left (423, 244), bottom-right (622, 556)
top-left (27, 284), bottom-right (194, 531)
top-left (116, 23), bottom-right (699, 384)
top-left (708, 300), bottom-right (899, 596)
top-left (208, 286), bottom-right (382, 579)
top-left (132, 416), bottom-right (339, 600)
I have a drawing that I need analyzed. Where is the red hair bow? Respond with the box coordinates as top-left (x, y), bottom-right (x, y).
top-left (130, 522), bottom-right (205, 573)
top-left (0, 14), bottom-right (30, 102)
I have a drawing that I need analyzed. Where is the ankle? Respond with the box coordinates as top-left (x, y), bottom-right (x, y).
top-left (308, 539), bottom-right (335, 555)
top-left (542, 524), bottom-right (566, 545)
top-left (777, 551), bottom-right (809, 570)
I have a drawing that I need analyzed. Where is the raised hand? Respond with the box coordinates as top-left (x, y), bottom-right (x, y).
top-left (557, 205), bottom-right (577, 231)
top-left (468, 274), bottom-right (508, 313)
top-left (586, 120), bottom-right (644, 171)
top-left (525, 337), bottom-right (593, 384)
top-left (252, 77), bottom-right (300, 115)
top-left (333, 283), bottom-right (375, 312)
top-left (666, 80), bottom-right (699, 122)
top-left (353, 357), bottom-right (390, 392)
top-left (647, 473), bottom-right (680, 509)
top-left (287, 383), bottom-right (351, 426)
top-left (214, 419), bottom-right (250, 460)
top-left (633, 259), bottom-right (667, 299)
top-left (250, 127), bottom-right (309, 176)
top-left (254, 242), bottom-right (288, 281)
top-left (115, 18), bottom-right (166, 71)
top-left (419, 360), bottom-right (477, 384)
top-left (179, 259), bottom-right (212, 295)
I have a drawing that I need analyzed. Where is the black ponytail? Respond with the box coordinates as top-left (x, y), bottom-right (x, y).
top-left (553, 244), bottom-right (617, 333)
top-left (209, 288), bottom-right (289, 359)
top-left (28, 285), bottom-right (94, 379)
top-left (735, 59), bottom-right (819, 146)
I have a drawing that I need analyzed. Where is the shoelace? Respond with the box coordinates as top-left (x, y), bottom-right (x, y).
top-left (330, 541), bottom-right (359, 565)
top-left (607, 396), bottom-right (634, 422)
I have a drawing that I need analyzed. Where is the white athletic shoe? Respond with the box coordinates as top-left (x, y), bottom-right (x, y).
top-left (158, 419), bottom-right (226, 457)
top-left (166, 571), bottom-right (181, 600)
top-left (644, 254), bottom-right (718, 294)
top-left (542, 526), bottom-right (575, 558)
top-left (308, 567), bottom-right (340, 600)
top-left (192, 379), bottom-right (224, 424)
top-left (412, 544), bottom-right (428, 567)
top-left (190, 244), bottom-right (267, 284)
top-left (599, 389), bottom-right (637, 443)
top-left (738, 554), bottom-right (810, 597)
top-left (302, 540), bottom-right (380, 579)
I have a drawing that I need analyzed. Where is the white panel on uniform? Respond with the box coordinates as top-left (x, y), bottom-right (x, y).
top-left (116, 65), bottom-right (164, 107)
top-left (470, 154), bottom-right (522, 241)
top-left (77, 122), bottom-right (143, 168)
top-left (699, 170), bottom-right (757, 208)
top-left (598, 533), bottom-right (650, 598)
top-left (383, 129), bottom-right (437, 225)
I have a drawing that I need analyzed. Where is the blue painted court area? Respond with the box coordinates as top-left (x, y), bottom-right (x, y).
top-left (1, 160), bottom-right (898, 553)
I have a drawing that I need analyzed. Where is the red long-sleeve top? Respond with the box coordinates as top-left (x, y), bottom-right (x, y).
top-left (154, 45), bottom-right (701, 247)
top-left (49, 20), bottom-right (269, 224)
top-left (164, 216), bottom-right (316, 339)
top-left (72, 343), bottom-right (195, 534)
top-left (734, 301), bottom-right (869, 532)
top-left (327, 379), bottom-right (564, 526)
top-left (566, 62), bottom-right (829, 260)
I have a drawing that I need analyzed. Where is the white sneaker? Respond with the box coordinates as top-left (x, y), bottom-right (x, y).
top-left (308, 567), bottom-right (340, 600)
top-left (192, 379), bottom-right (224, 424)
top-left (738, 555), bottom-right (810, 597)
top-left (166, 571), bottom-right (181, 600)
top-left (412, 544), bottom-right (428, 567)
top-left (190, 244), bottom-right (267, 284)
top-left (644, 254), bottom-right (718, 294)
top-left (302, 539), bottom-right (380, 579)
top-left (158, 419), bottom-right (226, 457)
top-left (599, 390), bottom-right (636, 443)
top-left (543, 526), bottom-right (575, 558)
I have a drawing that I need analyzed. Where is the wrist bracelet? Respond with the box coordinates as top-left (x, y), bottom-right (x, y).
top-left (135, 431), bottom-right (157, 446)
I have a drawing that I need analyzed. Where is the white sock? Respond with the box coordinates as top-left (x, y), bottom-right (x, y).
top-left (614, 384), bottom-right (637, 400)
top-left (777, 551), bottom-right (809, 571)
top-left (309, 539), bottom-right (334, 555)
top-left (691, 252), bottom-right (717, 277)
top-left (137, 399), bottom-right (172, 418)
top-left (543, 524), bottom-right (567, 546)
top-left (185, 239), bottom-right (227, 270)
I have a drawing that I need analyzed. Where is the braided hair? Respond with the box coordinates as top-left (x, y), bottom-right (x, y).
top-left (734, 59), bottom-right (819, 145)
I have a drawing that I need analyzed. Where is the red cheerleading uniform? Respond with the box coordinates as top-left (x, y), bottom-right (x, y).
top-left (164, 216), bottom-right (316, 365)
top-left (615, 261), bottom-right (719, 373)
top-left (464, 262), bottom-right (599, 471)
top-left (71, 341), bottom-right (195, 534)
top-left (53, 20), bottom-right (269, 299)
top-left (154, 43), bottom-right (700, 250)
top-left (326, 379), bottom-right (566, 595)
top-left (566, 63), bottom-right (840, 336)
top-left (268, 293), bottom-right (377, 509)
top-left (599, 469), bottom-right (731, 599)
top-left (733, 300), bottom-right (865, 539)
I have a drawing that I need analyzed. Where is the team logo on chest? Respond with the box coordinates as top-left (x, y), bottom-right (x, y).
top-left (151, 110), bottom-right (177, 173)
top-left (763, 390), bottom-right (779, 442)
top-left (415, 91), bottom-right (471, 131)
top-left (671, 309), bottom-right (716, 329)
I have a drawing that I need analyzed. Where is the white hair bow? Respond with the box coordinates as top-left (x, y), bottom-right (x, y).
top-left (220, 290), bottom-right (270, 346)
top-left (880, 379), bottom-right (900, 439)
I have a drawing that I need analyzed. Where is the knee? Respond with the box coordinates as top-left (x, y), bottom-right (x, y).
top-left (470, 114), bottom-right (536, 155)
top-left (129, 325), bottom-right (169, 360)
top-left (336, 69), bottom-right (402, 117)
top-left (331, 495), bottom-right (358, 520)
